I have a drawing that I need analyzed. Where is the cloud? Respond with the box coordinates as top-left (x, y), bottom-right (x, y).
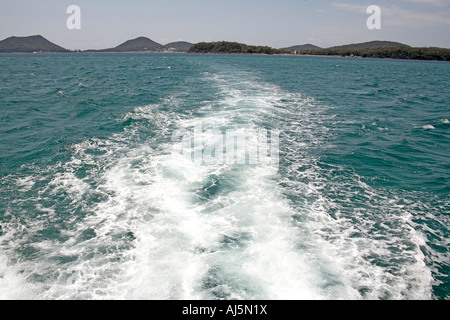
top-left (332, 2), bottom-right (450, 27)
top-left (399, 0), bottom-right (450, 6)
top-left (331, 3), bottom-right (367, 13)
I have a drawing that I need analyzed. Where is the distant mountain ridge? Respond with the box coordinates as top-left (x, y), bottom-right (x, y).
top-left (328, 40), bottom-right (409, 50)
top-left (100, 37), bottom-right (165, 52)
top-left (282, 44), bottom-right (322, 51)
top-left (0, 35), bottom-right (68, 53)
top-left (165, 41), bottom-right (193, 52)
top-left (0, 36), bottom-right (431, 54)
top-left (282, 41), bottom-right (409, 52)
top-left (0, 35), bottom-right (194, 53)
top-left (95, 37), bottom-right (193, 52)
top-left (287, 40), bottom-right (448, 61)
top-left (0, 35), bottom-right (448, 60)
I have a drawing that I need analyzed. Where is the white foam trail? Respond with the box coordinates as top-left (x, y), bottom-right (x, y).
top-left (0, 252), bottom-right (34, 299)
top-left (87, 73), bottom-right (333, 299)
top-left (281, 158), bottom-right (435, 299)
top-left (30, 69), bottom-right (332, 300)
top-left (0, 65), bottom-right (436, 300)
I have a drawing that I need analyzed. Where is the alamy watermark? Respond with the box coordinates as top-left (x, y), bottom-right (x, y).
top-left (67, 5), bottom-right (81, 30)
top-left (66, 5), bottom-right (379, 31)
top-left (171, 123), bottom-right (280, 169)
top-left (367, 5), bottom-right (381, 30)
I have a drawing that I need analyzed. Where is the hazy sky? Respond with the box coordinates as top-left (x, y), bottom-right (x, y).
top-left (1, 0), bottom-right (449, 50)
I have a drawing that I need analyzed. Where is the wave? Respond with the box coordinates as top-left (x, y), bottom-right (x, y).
top-left (0, 65), bottom-right (438, 300)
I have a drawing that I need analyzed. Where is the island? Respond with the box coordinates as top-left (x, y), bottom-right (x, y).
top-left (89, 37), bottom-right (193, 53)
top-left (189, 40), bottom-right (450, 61)
top-left (289, 41), bottom-right (450, 61)
top-left (187, 41), bottom-right (284, 55)
top-left (0, 36), bottom-right (448, 61)
top-left (0, 35), bottom-right (68, 53)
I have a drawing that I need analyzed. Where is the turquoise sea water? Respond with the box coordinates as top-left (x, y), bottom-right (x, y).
top-left (0, 53), bottom-right (448, 300)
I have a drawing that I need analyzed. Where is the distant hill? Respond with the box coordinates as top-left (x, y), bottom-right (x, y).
top-left (328, 40), bottom-right (409, 50)
top-left (291, 40), bottom-right (449, 61)
top-left (0, 35), bottom-right (68, 53)
top-left (164, 41), bottom-right (193, 52)
top-left (100, 37), bottom-right (164, 52)
top-left (188, 41), bottom-right (284, 54)
top-left (282, 44), bottom-right (322, 51)
top-left (1, 35), bottom-right (446, 60)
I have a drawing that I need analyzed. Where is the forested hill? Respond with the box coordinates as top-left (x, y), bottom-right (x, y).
top-left (299, 46), bottom-right (450, 61)
top-left (328, 41), bottom-right (409, 50)
top-left (188, 40), bottom-right (449, 61)
top-left (99, 37), bottom-right (164, 52)
top-left (188, 41), bottom-right (284, 54)
top-left (0, 35), bottom-right (68, 53)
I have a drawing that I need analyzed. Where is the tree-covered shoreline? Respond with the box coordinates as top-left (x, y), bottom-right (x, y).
top-left (188, 41), bottom-right (450, 61)
top-left (188, 41), bottom-right (284, 55)
top-left (298, 46), bottom-right (450, 61)
top-left (1, 36), bottom-right (448, 61)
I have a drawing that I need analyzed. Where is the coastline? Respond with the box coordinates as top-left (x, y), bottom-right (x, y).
top-left (1, 36), bottom-right (448, 61)
top-left (1, 51), bottom-right (449, 62)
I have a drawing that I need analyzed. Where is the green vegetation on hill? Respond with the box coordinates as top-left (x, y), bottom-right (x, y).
top-left (282, 44), bottom-right (322, 52)
top-left (0, 35), bottom-right (448, 61)
top-left (165, 41), bottom-right (193, 52)
top-left (101, 37), bottom-right (164, 52)
top-left (283, 40), bottom-right (449, 61)
top-left (0, 35), bottom-right (68, 53)
top-left (187, 40), bottom-right (450, 61)
top-left (328, 40), bottom-right (409, 50)
top-left (188, 41), bottom-right (284, 54)
top-left (297, 46), bottom-right (450, 61)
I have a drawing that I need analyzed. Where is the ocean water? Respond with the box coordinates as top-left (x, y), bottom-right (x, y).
top-left (0, 53), bottom-right (448, 300)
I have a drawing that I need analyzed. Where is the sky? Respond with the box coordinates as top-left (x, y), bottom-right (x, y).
top-left (0, 0), bottom-right (449, 50)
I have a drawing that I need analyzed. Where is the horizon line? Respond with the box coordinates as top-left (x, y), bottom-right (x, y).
top-left (2, 34), bottom-right (450, 51)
